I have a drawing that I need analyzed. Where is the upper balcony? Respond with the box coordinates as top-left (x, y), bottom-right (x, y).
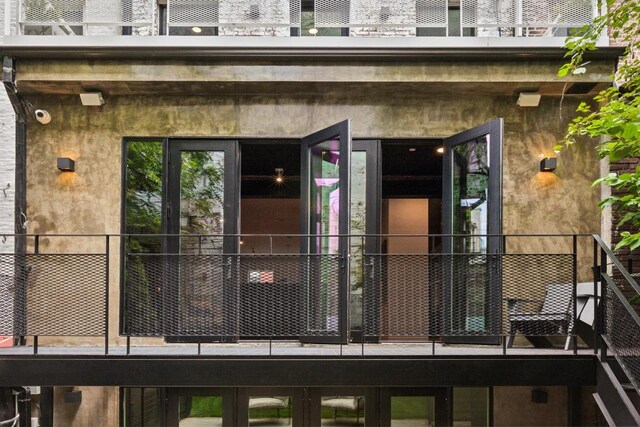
top-left (1, 0), bottom-right (609, 52)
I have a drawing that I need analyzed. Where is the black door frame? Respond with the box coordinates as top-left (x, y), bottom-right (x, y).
top-left (379, 387), bottom-right (451, 427)
top-left (442, 119), bottom-right (503, 344)
top-left (300, 120), bottom-right (352, 344)
top-left (165, 139), bottom-right (240, 343)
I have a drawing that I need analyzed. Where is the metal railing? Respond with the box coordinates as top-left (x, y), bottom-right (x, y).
top-left (15, 0), bottom-right (598, 36)
top-left (594, 235), bottom-right (640, 396)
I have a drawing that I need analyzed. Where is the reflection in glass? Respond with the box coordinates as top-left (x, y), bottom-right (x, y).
top-left (321, 396), bottom-right (365, 426)
top-left (391, 396), bottom-right (435, 426)
top-left (248, 396), bottom-right (291, 426)
top-left (451, 135), bottom-right (490, 334)
top-left (308, 139), bottom-right (341, 334)
top-left (350, 152), bottom-right (367, 332)
top-left (453, 388), bottom-right (490, 426)
top-left (178, 395), bottom-right (223, 426)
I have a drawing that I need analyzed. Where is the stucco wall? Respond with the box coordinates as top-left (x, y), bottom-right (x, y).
top-left (22, 89), bottom-right (601, 345)
top-left (0, 89), bottom-right (15, 254)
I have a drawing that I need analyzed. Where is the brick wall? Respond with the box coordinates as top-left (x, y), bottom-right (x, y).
top-left (0, 90), bottom-right (15, 254)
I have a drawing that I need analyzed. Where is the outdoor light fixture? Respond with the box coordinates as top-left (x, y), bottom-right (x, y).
top-left (309, 28), bottom-right (318, 35)
top-left (79, 92), bottom-right (105, 106)
top-left (409, 147), bottom-right (416, 152)
top-left (191, 26), bottom-right (202, 33)
top-left (275, 168), bottom-right (284, 184)
top-left (57, 157), bottom-right (75, 172)
top-left (517, 92), bottom-right (541, 107)
top-left (539, 157), bottom-right (557, 172)
top-left (436, 147), bottom-right (444, 154)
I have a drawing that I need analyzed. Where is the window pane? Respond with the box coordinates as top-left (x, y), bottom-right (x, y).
top-left (248, 396), bottom-right (291, 426)
top-left (321, 396), bottom-right (365, 425)
top-left (179, 395), bottom-right (224, 426)
top-left (391, 396), bottom-right (434, 426)
top-left (453, 387), bottom-right (490, 426)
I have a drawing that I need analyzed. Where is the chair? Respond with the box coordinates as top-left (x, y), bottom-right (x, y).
top-left (506, 283), bottom-right (574, 350)
top-left (321, 396), bottom-right (364, 424)
top-left (248, 396), bottom-right (290, 422)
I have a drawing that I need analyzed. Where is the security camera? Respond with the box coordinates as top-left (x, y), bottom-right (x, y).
top-left (35, 109), bottom-right (51, 125)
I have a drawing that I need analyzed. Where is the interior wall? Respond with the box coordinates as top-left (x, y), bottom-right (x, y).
top-left (240, 198), bottom-right (300, 253)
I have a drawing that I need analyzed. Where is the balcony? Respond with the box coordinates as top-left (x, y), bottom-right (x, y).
top-left (0, 233), bottom-right (619, 358)
top-left (12, 0), bottom-right (601, 42)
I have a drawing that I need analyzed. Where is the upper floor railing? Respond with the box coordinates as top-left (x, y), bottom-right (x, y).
top-left (0, 233), bottom-right (616, 359)
top-left (14, 0), bottom-right (600, 37)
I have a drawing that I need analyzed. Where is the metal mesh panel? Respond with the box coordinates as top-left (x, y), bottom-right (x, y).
top-left (126, 253), bottom-right (340, 338)
top-left (363, 253), bottom-right (574, 339)
top-left (522, 0), bottom-right (594, 26)
top-left (603, 275), bottom-right (640, 391)
top-left (461, 0), bottom-right (516, 27)
top-left (21, 0), bottom-right (85, 24)
top-left (0, 254), bottom-right (106, 336)
top-left (315, 0), bottom-right (446, 27)
top-left (168, 0), bottom-right (300, 27)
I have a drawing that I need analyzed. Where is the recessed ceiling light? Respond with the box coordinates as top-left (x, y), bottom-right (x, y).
top-left (437, 147), bottom-right (444, 154)
top-left (309, 28), bottom-right (318, 35)
top-left (192, 26), bottom-right (202, 33)
top-left (409, 147), bottom-right (416, 152)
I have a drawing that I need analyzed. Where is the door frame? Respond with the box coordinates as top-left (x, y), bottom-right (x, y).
top-left (300, 120), bottom-right (352, 344)
top-left (441, 119), bottom-right (503, 344)
top-left (379, 387), bottom-right (451, 427)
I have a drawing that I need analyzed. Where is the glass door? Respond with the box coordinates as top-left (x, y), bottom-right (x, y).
top-left (166, 140), bottom-right (240, 343)
top-left (380, 388), bottom-right (450, 427)
top-left (300, 120), bottom-right (351, 344)
top-left (442, 119), bottom-right (502, 343)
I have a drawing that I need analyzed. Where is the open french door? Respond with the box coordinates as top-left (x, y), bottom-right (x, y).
top-left (442, 119), bottom-right (503, 344)
top-left (300, 120), bottom-right (351, 344)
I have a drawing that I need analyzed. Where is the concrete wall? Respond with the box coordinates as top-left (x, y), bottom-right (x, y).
top-left (494, 386), bottom-right (567, 426)
top-left (53, 387), bottom-right (118, 427)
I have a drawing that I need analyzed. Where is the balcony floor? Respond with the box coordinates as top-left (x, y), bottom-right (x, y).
top-left (0, 341), bottom-right (594, 357)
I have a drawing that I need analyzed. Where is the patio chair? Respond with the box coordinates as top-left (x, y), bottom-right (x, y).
top-left (321, 396), bottom-right (364, 424)
top-left (506, 283), bottom-right (574, 350)
top-left (248, 396), bottom-right (290, 422)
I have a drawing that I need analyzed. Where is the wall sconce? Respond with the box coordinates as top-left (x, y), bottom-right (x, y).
top-left (539, 157), bottom-right (557, 172)
top-left (380, 6), bottom-right (390, 21)
top-left (531, 389), bottom-right (548, 404)
top-left (57, 157), bottom-right (75, 172)
top-left (517, 92), bottom-right (541, 107)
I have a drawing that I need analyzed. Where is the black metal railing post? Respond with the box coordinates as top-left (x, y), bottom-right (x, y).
top-left (105, 235), bottom-right (110, 355)
top-left (572, 235), bottom-right (578, 354)
top-left (600, 246), bottom-right (608, 362)
top-left (593, 237), bottom-right (599, 355)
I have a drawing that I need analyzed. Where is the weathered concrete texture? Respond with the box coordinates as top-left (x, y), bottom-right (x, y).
top-left (494, 386), bottom-right (567, 426)
top-left (53, 387), bottom-right (118, 427)
top-left (23, 91), bottom-right (600, 346)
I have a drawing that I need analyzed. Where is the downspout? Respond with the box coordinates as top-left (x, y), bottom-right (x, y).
top-left (2, 56), bottom-right (27, 345)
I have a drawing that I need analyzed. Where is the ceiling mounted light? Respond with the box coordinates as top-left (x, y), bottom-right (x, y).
top-left (275, 168), bottom-right (284, 184)
top-left (517, 92), bottom-right (541, 107)
top-left (308, 28), bottom-right (318, 35)
top-left (436, 147), bottom-right (444, 154)
top-left (409, 147), bottom-right (416, 152)
top-left (79, 92), bottom-right (105, 106)
top-left (191, 26), bottom-right (202, 33)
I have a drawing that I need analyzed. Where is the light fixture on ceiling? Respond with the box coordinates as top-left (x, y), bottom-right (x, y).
top-left (191, 26), bottom-right (202, 33)
top-left (517, 92), bottom-right (541, 107)
top-left (79, 92), bottom-right (105, 106)
top-left (275, 168), bottom-right (284, 184)
top-left (409, 147), bottom-right (416, 152)
top-left (309, 28), bottom-right (318, 35)
top-left (436, 147), bottom-right (444, 154)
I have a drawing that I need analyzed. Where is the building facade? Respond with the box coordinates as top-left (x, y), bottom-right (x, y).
top-left (0, 0), bottom-right (637, 426)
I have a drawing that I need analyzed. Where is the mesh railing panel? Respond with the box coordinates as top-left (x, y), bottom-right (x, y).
top-left (363, 253), bottom-right (574, 339)
top-left (461, 0), bottom-right (595, 27)
top-left (168, 0), bottom-right (300, 27)
top-left (0, 254), bottom-right (106, 336)
top-left (126, 253), bottom-right (340, 338)
top-left (315, 0), bottom-right (447, 27)
top-left (21, 0), bottom-right (154, 25)
top-left (602, 286), bottom-right (640, 390)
